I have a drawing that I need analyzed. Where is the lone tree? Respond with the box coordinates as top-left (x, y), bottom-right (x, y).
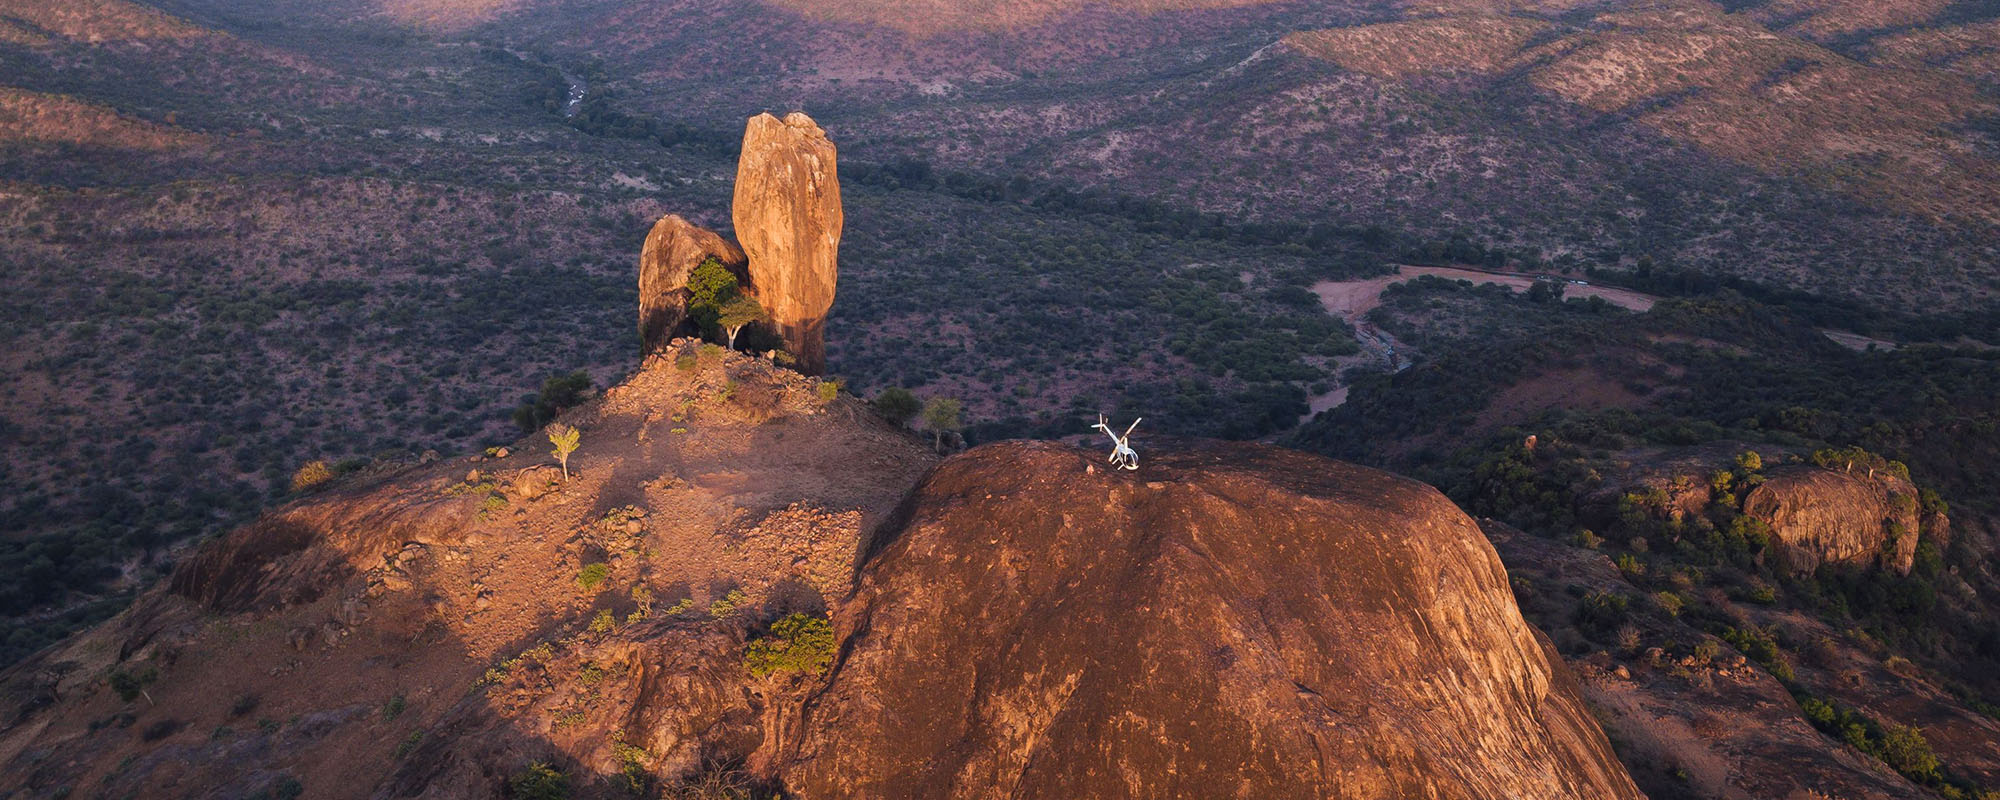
top-left (872, 387), bottom-right (920, 428)
top-left (717, 294), bottom-right (768, 350)
top-left (548, 423), bottom-right (580, 480)
top-left (921, 397), bottom-right (963, 452)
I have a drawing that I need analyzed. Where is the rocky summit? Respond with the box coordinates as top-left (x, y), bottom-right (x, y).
top-left (788, 440), bottom-right (1641, 800)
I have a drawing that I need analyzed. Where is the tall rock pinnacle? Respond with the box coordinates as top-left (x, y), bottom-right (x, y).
top-left (637, 215), bottom-right (748, 353)
top-left (732, 111), bottom-right (842, 375)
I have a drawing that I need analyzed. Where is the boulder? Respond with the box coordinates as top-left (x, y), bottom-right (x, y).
top-left (787, 440), bottom-right (1642, 800)
top-left (1743, 466), bottom-right (1924, 574)
top-left (508, 465), bottom-right (562, 502)
top-left (732, 112), bottom-right (841, 375)
top-left (639, 214), bottom-right (748, 353)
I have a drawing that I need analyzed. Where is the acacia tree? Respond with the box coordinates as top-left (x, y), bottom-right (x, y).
top-left (921, 397), bottom-right (963, 452)
top-left (717, 294), bottom-right (767, 349)
top-left (548, 423), bottom-right (580, 480)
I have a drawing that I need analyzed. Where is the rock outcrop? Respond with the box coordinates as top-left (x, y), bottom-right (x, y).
top-left (788, 440), bottom-right (1642, 800)
top-left (637, 214), bottom-right (748, 353)
top-left (732, 112), bottom-right (841, 375)
top-left (1743, 466), bottom-right (1924, 574)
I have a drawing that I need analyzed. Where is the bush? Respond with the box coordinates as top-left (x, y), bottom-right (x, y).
top-left (742, 613), bottom-right (836, 678)
top-left (509, 763), bottom-right (569, 800)
top-left (815, 377), bottom-right (843, 404)
top-left (576, 563), bottom-right (609, 592)
top-left (290, 460), bottom-right (333, 493)
top-left (1575, 592), bottom-right (1630, 641)
top-left (513, 372), bottom-right (592, 431)
top-left (107, 667), bottom-right (156, 703)
top-left (708, 589), bottom-right (746, 618)
top-left (872, 387), bottom-right (920, 427)
top-left (1881, 724), bottom-right (1941, 781)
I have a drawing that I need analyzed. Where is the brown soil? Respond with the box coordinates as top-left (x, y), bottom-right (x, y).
top-left (1472, 367), bottom-right (1651, 430)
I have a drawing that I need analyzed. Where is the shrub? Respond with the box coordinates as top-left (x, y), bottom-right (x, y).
top-left (742, 613), bottom-right (837, 678)
top-left (513, 372), bottom-right (592, 431)
top-left (708, 589), bottom-right (746, 618)
top-left (1735, 450), bottom-right (1763, 472)
top-left (872, 387), bottom-right (920, 427)
top-left (613, 740), bottom-right (652, 794)
top-left (1723, 625), bottom-right (1795, 682)
top-left (290, 460), bottom-right (333, 493)
top-left (1575, 592), bottom-right (1630, 641)
top-left (381, 693), bottom-right (406, 721)
top-left (509, 763), bottom-right (569, 800)
top-left (1881, 724), bottom-right (1941, 781)
top-left (106, 667), bottom-right (156, 703)
top-left (815, 377), bottom-right (843, 404)
top-left (576, 563), bottom-right (609, 592)
top-left (1615, 553), bottom-right (1647, 578)
top-left (589, 609), bottom-right (616, 634)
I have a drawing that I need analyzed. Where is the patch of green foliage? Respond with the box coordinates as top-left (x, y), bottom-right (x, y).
top-left (742, 613), bottom-right (836, 678)
top-left (576, 563), bottom-right (609, 592)
top-left (509, 763), bottom-right (569, 800)
top-left (708, 589), bottom-right (746, 619)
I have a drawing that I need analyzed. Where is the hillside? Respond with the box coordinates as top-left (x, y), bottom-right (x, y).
top-left (1286, 1), bottom-right (2000, 227)
top-left (0, 0), bottom-right (207, 44)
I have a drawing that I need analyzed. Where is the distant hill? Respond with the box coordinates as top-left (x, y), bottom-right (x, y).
top-left (0, 87), bottom-right (202, 150)
top-left (0, 0), bottom-right (207, 44)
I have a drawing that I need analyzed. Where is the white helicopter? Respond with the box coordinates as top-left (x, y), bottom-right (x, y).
top-left (1092, 414), bottom-right (1143, 471)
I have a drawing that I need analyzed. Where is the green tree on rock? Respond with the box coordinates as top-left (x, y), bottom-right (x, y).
top-left (717, 294), bottom-right (767, 350)
top-left (687, 257), bottom-right (739, 340)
